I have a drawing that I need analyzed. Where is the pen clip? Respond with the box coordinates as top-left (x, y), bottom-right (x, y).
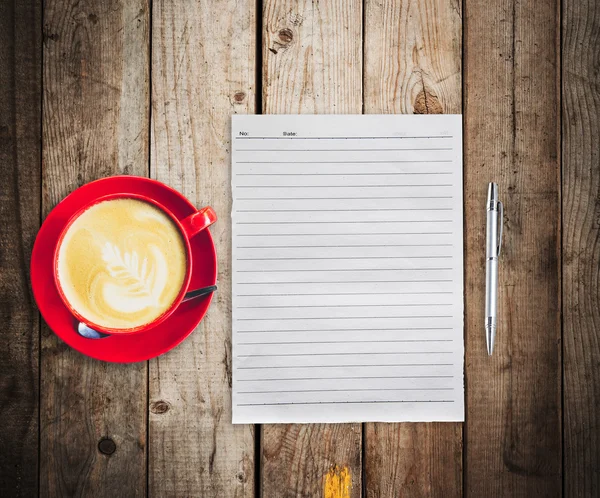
top-left (496, 201), bottom-right (503, 256)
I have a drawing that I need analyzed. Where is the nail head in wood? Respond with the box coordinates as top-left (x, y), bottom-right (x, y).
top-left (98, 438), bottom-right (116, 455)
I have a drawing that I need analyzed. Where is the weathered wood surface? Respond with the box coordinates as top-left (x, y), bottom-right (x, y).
top-left (40, 0), bottom-right (150, 496)
top-left (263, 0), bottom-right (363, 115)
top-left (149, 0), bottom-right (256, 496)
top-left (563, 0), bottom-right (600, 496)
top-left (363, 0), bottom-right (463, 496)
top-left (364, 0), bottom-right (462, 115)
top-left (365, 424), bottom-right (462, 498)
top-left (6, 0), bottom-right (600, 496)
top-left (0, 0), bottom-right (41, 496)
top-left (260, 1), bottom-right (363, 497)
top-left (464, 0), bottom-right (562, 495)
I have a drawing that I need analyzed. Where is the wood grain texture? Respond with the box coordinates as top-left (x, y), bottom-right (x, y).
top-left (464, 0), bottom-right (561, 495)
top-left (262, 424), bottom-right (362, 498)
top-left (363, 1), bottom-right (462, 496)
top-left (260, 1), bottom-right (363, 497)
top-left (149, 0), bottom-right (255, 496)
top-left (41, 0), bottom-right (150, 496)
top-left (365, 423), bottom-right (462, 498)
top-left (0, 0), bottom-right (41, 495)
top-left (262, 0), bottom-right (362, 114)
top-left (364, 0), bottom-right (462, 115)
top-left (563, 0), bottom-right (600, 495)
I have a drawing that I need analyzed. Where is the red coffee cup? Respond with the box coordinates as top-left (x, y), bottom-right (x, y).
top-left (53, 192), bottom-right (217, 335)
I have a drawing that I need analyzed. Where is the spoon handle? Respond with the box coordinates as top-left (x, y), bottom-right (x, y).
top-left (182, 284), bottom-right (217, 302)
top-left (77, 284), bottom-right (217, 340)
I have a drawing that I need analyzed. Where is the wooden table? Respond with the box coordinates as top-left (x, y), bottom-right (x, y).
top-left (1, 0), bottom-right (597, 496)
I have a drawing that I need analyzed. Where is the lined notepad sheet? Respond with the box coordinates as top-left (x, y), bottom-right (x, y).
top-left (231, 114), bottom-right (464, 424)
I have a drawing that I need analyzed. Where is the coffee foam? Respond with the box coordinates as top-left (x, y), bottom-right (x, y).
top-left (57, 198), bottom-right (187, 330)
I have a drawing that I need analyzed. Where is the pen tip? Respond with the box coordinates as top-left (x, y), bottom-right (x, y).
top-left (487, 342), bottom-right (493, 356)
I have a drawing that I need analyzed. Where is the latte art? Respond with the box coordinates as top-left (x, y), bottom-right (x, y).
top-left (57, 198), bottom-right (187, 330)
top-left (100, 242), bottom-right (168, 312)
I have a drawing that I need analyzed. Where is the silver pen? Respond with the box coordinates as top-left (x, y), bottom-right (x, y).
top-left (485, 183), bottom-right (503, 356)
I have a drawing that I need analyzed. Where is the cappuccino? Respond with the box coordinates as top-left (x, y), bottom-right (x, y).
top-left (57, 198), bottom-right (187, 330)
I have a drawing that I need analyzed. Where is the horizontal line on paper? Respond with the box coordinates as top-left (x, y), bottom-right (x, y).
top-left (237, 196), bottom-right (454, 200)
top-left (238, 388), bottom-right (455, 394)
top-left (236, 184), bottom-right (453, 188)
top-left (237, 292), bottom-right (453, 297)
top-left (237, 280), bottom-right (453, 285)
top-left (237, 244), bottom-right (453, 248)
top-left (238, 304), bottom-right (452, 309)
top-left (237, 316), bottom-right (453, 321)
top-left (237, 233), bottom-right (453, 237)
top-left (237, 172), bottom-right (453, 176)
top-left (238, 363), bottom-right (454, 370)
top-left (237, 375), bottom-right (454, 381)
top-left (236, 148), bottom-right (453, 152)
top-left (237, 352), bottom-right (453, 357)
top-left (237, 161), bottom-right (452, 164)
top-left (237, 221), bottom-right (453, 225)
top-left (237, 268), bottom-right (453, 273)
top-left (236, 256), bottom-right (452, 261)
top-left (238, 340), bottom-right (453, 345)
top-left (236, 400), bottom-right (454, 406)
top-left (235, 136), bottom-right (453, 140)
top-left (237, 208), bottom-right (453, 213)
top-left (237, 327), bottom-right (453, 333)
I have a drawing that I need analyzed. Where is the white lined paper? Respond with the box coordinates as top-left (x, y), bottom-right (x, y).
top-left (231, 114), bottom-right (463, 424)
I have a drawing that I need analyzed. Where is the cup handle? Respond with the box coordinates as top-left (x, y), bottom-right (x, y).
top-left (180, 206), bottom-right (217, 238)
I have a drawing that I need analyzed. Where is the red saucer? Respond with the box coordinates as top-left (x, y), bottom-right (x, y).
top-left (31, 176), bottom-right (217, 363)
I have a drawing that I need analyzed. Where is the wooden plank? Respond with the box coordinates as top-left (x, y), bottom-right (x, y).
top-left (260, 2), bottom-right (363, 497)
top-left (40, 1), bottom-right (150, 496)
top-left (364, 0), bottom-right (462, 115)
top-left (263, 0), bottom-right (362, 114)
top-left (0, 0), bottom-right (41, 495)
top-left (363, 0), bottom-right (462, 496)
top-left (563, 0), bottom-right (600, 495)
top-left (365, 424), bottom-right (462, 497)
top-left (149, 0), bottom-right (256, 496)
top-left (464, 0), bottom-right (561, 495)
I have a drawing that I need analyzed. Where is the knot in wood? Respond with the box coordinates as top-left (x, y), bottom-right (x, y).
top-left (98, 438), bottom-right (116, 455)
top-left (413, 89), bottom-right (443, 114)
top-left (278, 28), bottom-right (294, 44)
top-left (150, 400), bottom-right (171, 414)
top-left (233, 92), bottom-right (246, 103)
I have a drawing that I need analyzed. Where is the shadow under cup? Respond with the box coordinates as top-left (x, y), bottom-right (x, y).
top-left (53, 193), bottom-right (217, 336)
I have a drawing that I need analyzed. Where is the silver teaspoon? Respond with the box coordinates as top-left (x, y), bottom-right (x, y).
top-left (76, 284), bottom-right (217, 339)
